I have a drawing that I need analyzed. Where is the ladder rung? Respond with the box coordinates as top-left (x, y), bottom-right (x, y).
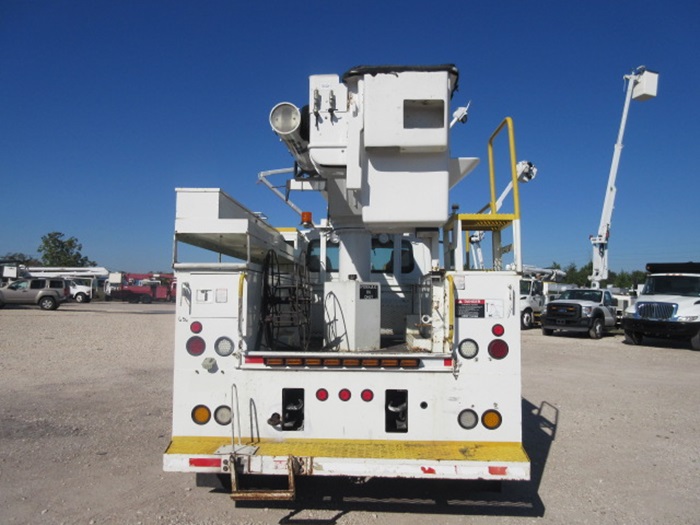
top-left (230, 455), bottom-right (297, 501)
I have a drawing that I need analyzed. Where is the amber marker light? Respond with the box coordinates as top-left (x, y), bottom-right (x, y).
top-left (191, 405), bottom-right (211, 425)
top-left (481, 409), bottom-right (502, 430)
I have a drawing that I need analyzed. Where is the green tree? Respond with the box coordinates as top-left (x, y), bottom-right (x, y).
top-left (630, 270), bottom-right (647, 288)
top-left (558, 261), bottom-right (646, 289)
top-left (1, 252), bottom-right (41, 265)
top-left (38, 232), bottom-right (96, 267)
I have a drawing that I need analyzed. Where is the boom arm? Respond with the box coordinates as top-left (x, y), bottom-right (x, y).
top-left (589, 66), bottom-right (658, 288)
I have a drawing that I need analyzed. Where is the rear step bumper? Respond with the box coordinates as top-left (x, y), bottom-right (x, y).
top-left (164, 437), bottom-right (530, 486)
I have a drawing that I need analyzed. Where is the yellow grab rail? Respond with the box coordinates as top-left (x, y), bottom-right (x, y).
top-left (486, 116), bottom-right (521, 221)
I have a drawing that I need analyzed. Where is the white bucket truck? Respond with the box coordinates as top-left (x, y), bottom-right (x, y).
top-left (163, 65), bottom-right (533, 499)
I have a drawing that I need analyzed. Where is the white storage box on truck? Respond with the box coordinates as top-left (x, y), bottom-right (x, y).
top-left (622, 262), bottom-right (700, 350)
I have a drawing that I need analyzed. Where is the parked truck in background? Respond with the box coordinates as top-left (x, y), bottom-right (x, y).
top-left (622, 262), bottom-right (700, 350)
top-left (519, 267), bottom-right (566, 330)
top-left (541, 288), bottom-right (618, 339)
top-left (106, 272), bottom-right (175, 304)
top-left (21, 266), bottom-right (109, 303)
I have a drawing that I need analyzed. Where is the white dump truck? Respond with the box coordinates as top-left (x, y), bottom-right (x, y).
top-left (622, 262), bottom-right (700, 350)
top-left (163, 65), bottom-right (532, 499)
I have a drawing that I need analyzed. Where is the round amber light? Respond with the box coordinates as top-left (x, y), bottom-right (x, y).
top-left (191, 405), bottom-right (211, 425)
top-left (481, 409), bottom-right (502, 430)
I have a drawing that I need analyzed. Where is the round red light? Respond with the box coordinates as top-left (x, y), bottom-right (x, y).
top-left (190, 321), bottom-right (203, 334)
top-left (361, 389), bottom-right (374, 402)
top-left (339, 389), bottom-right (351, 402)
top-left (492, 324), bottom-right (505, 337)
top-left (316, 388), bottom-right (329, 401)
top-left (488, 339), bottom-right (509, 359)
top-left (186, 336), bottom-right (206, 356)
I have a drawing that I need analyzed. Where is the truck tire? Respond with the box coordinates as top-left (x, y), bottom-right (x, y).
top-left (75, 292), bottom-right (88, 303)
top-left (141, 294), bottom-right (153, 304)
top-left (589, 317), bottom-right (604, 339)
top-left (690, 330), bottom-right (700, 351)
top-left (542, 328), bottom-right (554, 336)
top-left (521, 309), bottom-right (534, 330)
top-left (39, 296), bottom-right (58, 311)
top-left (624, 330), bottom-right (644, 346)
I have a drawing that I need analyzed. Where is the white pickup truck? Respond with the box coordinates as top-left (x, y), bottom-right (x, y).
top-left (622, 262), bottom-right (700, 351)
top-left (68, 278), bottom-right (93, 303)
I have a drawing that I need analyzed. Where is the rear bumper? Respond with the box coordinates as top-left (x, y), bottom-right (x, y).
top-left (622, 318), bottom-right (700, 339)
top-left (163, 436), bottom-right (530, 481)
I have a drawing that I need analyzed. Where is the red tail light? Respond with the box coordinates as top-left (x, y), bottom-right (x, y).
top-left (190, 321), bottom-right (203, 334)
top-left (488, 339), bottom-right (509, 359)
top-left (339, 389), bottom-right (351, 402)
top-left (492, 324), bottom-right (505, 336)
top-left (361, 389), bottom-right (374, 402)
top-left (186, 336), bottom-right (206, 356)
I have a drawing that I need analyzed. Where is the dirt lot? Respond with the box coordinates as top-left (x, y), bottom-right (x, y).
top-left (1, 301), bottom-right (698, 525)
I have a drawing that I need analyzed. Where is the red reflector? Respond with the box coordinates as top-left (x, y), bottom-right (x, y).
top-left (190, 321), bottom-right (203, 334)
top-left (316, 388), bottom-right (329, 401)
top-left (488, 339), bottom-right (509, 359)
top-left (492, 324), bottom-right (505, 337)
top-left (189, 457), bottom-right (221, 468)
top-left (361, 389), bottom-right (374, 402)
top-left (339, 389), bottom-right (351, 401)
top-left (421, 466), bottom-right (436, 474)
top-left (443, 358), bottom-right (453, 367)
top-left (488, 466), bottom-right (508, 476)
top-left (186, 336), bottom-right (206, 356)
top-left (244, 356), bottom-right (264, 364)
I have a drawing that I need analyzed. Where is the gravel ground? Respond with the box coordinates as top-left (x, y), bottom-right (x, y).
top-left (0, 301), bottom-right (698, 525)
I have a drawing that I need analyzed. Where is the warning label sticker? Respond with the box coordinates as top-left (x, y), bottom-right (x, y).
top-left (455, 299), bottom-right (485, 318)
top-left (455, 299), bottom-right (504, 319)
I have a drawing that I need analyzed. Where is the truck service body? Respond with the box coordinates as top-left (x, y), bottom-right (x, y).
top-left (163, 65), bottom-right (531, 499)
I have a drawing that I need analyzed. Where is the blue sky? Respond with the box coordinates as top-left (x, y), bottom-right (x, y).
top-left (1, 1), bottom-right (698, 273)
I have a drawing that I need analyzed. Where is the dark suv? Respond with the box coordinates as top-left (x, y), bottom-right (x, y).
top-left (0, 278), bottom-right (70, 310)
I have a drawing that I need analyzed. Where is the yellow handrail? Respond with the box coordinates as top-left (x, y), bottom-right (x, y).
top-left (445, 274), bottom-right (455, 345)
top-left (487, 117), bottom-right (521, 221)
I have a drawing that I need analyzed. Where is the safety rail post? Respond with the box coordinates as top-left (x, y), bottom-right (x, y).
top-left (486, 117), bottom-right (522, 272)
